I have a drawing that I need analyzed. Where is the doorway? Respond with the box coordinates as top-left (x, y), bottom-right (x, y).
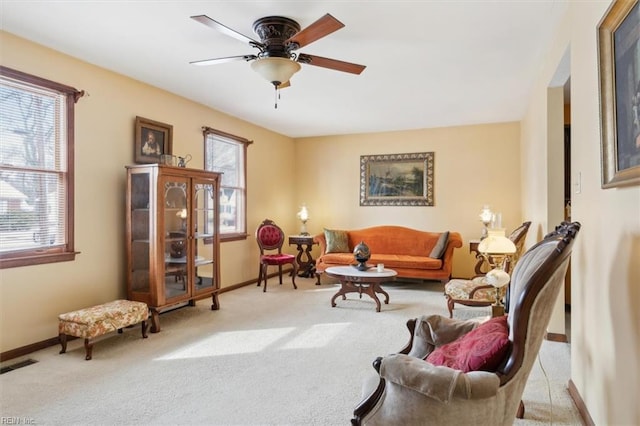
top-left (563, 79), bottom-right (572, 341)
top-left (547, 46), bottom-right (571, 342)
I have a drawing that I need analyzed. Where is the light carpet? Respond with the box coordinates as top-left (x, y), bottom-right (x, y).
top-left (0, 276), bottom-right (581, 425)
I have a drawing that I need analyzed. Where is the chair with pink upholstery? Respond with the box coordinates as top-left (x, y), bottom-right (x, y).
top-left (256, 219), bottom-right (298, 292)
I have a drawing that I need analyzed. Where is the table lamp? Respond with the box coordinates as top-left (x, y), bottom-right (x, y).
top-left (297, 205), bottom-right (309, 235)
top-left (483, 268), bottom-right (511, 317)
top-left (478, 228), bottom-right (516, 316)
top-left (479, 205), bottom-right (493, 239)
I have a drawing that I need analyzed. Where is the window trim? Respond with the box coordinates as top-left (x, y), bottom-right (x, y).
top-left (0, 66), bottom-right (84, 269)
top-left (202, 126), bottom-right (252, 242)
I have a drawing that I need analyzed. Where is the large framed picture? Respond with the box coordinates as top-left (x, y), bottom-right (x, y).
top-left (134, 116), bottom-right (173, 164)
top-left (598, 0), bottom-right (640, 188)
top-left (360, 152), bottom-right (434, 206)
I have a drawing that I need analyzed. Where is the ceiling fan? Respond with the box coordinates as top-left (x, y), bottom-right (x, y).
top-left (189, 13), bottom-right (366, 90)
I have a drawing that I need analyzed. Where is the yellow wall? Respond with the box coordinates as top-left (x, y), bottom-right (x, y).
top-left (1, 31), bottom-right (522, 353)
top-left (521, 3), bottom-right (640, 425)
top-left (0, 31), bottom-right (298, 351)
top-left (294, 124), bottom-right (522, 278)
top-left (5, 4), bottom-right (640, 422)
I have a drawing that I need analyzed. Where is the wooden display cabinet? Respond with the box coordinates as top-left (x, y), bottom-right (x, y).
top-left (125, 164), bottom-right (221, 332)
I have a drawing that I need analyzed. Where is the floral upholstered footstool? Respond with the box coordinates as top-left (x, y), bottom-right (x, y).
top-left (58, 300), bottom-right (149, 360)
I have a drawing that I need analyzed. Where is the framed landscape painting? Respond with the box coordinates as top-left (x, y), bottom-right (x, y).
top-left (360, 152), bottom-right (434, 206)
top-left (598, 0), bottom-right (640, 188)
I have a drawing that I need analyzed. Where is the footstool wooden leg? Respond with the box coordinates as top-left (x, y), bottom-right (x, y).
top-left (141, 320), bottom-right (149, 338)
top-left (59, 333), bottom-right (67, 354)
top-left (84, 338), bottom-right (94, 360)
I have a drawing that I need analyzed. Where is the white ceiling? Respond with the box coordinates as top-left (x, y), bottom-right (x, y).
top-left (0, 0), bottom-right (568, 138)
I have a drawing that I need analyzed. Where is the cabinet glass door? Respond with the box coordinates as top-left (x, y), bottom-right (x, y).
top-left (130, 171), bottom-right (151, 296)
top-left (193, 180), bottom-right (217, 293)
top-left (163, 176), bottom-right (189, 301)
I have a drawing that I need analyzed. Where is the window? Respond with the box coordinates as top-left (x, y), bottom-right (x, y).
top-left (0, 66), bottom-right (83, 268)
top-left (203, 127), bottom-right (251, 241)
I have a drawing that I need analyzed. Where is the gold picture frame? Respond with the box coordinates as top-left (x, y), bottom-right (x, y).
top-left (134, 116), bottom-right (173, 164)
top-left (360, 152), bottom-right (434, 206)
top-left (598, 0), bottom-right (640, 188)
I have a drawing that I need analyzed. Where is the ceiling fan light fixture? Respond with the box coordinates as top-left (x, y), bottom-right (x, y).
top-left (251, 57), bottom-right (301, 87)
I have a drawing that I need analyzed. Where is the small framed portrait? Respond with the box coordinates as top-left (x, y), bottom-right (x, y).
top-left (134, 116), bottom-right (173, 164)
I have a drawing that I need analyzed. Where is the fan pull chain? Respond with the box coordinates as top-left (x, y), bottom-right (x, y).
top-left (274, 86), bottom-right (281, 109)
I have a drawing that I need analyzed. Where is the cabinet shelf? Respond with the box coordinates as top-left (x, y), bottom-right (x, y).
top-left (195, 258), bottom-right (213, 267)
top-left (194, 233), bottom-right (214, 239)
top-left (165, 237), bottom-right (186, 243)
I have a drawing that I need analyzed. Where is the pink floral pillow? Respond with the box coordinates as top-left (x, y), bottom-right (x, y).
top-left (425, 315), bottom-right (510, 372)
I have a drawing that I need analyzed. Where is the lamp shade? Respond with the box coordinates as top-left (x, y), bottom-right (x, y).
top-left (484, 268), bottom-right (511, 288)
top-left (477, 228), bottom-right (516, 254)
top-left (479, 205), bottom-right (493, 223)
top-left (251, 57), bottom-right (301, 86)
top-left (297, 205), bottom-right (309, 221)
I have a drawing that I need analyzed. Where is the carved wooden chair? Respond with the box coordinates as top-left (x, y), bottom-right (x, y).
top-left (352, 222), bottom-right (580, 425)
top-left (255, 219), bottom-right (298, 292)
top-left (444, 221), bottom-right (531, 318)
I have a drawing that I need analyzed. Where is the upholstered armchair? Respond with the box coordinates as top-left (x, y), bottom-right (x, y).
top-left (352, 221), bottom-right (580, 426)
top-left (444, 221), bottom-right (531, 318)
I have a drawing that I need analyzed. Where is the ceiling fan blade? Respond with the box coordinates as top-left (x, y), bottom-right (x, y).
top-left (278, 81), bottom-right (291, 89)
top-left (297, 53), bottom-right (366, 74)
top-left (191, 15), bottom-right (263, 47)
top-left (285, 14), bottom-right (344, 49)
top-left (190, 54), bottom-right (257, 66)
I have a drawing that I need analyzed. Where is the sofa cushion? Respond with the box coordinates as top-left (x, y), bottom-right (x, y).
top-left (319, 253), bottom-right (443, 270)
top-left (345, 226), bottom-right (443, 257)
top-left (324, 228), bottom-right (350, 253)
top-left (425, 315), bottom-right (509, 372)
top-left (429, 231), bottom-right (449, 259)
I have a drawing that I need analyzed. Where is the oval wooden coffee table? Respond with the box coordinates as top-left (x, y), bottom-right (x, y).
top-left (325, 266), bottom-right (397, 312)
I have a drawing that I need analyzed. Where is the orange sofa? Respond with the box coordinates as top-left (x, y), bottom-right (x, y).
top-left (313, 225), bottom-right (462, 284)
